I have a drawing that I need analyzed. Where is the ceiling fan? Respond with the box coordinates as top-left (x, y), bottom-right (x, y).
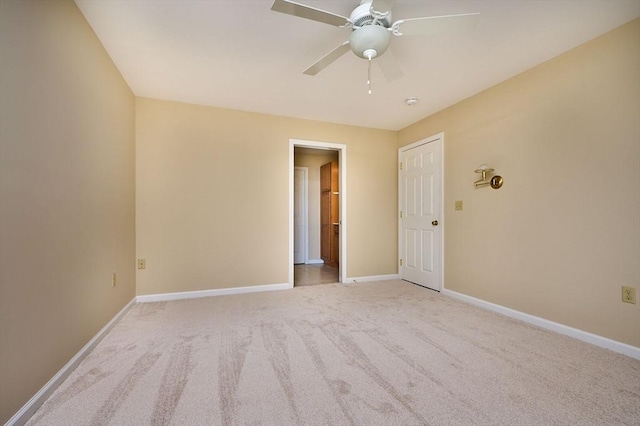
top-left (271, 0), bottom-right (479, 93)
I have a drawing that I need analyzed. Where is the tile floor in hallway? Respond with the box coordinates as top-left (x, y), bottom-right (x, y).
top-left (294, 263), bottom-right (339, 287)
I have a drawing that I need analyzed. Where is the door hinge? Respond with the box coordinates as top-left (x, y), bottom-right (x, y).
top-left (400, 162), bottom-right (403, 170)
top-left (400, 211), bottom-right (403, 218)
top-left (400, 259), bottom-right (403, 266)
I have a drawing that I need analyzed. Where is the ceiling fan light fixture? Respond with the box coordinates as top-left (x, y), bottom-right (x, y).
top-left (349, 24), bottom-right (390, 59)
top-left (363, 48), bottom-right (377, 59)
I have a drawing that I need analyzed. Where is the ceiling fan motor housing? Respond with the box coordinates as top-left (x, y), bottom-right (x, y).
top-left (350, 1), bottom-right (392, 27)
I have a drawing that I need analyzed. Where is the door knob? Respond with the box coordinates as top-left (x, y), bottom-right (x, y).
top-left (432, 220), bottom-right (439, 226)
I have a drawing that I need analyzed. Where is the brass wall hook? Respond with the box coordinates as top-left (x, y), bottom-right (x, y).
top-left (474, 164), bottom-right (503, 189)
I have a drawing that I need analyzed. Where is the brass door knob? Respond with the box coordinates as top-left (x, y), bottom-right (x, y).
top-left (432, 220), bottom-right (439, 226)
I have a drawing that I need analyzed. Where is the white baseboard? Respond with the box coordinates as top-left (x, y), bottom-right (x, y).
top-left (306, 259), bottom-right (324, 264)
top-left (345, 274), bottom-right (401, 283)
top-left (136, 282), bottom-right (292, 303)
top-left (442, 289), bottom-right (640, 360)
top-left (6, 297), bottom-right (137, 426)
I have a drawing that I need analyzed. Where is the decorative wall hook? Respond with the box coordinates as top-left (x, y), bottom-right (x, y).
top-left (474, 164), bottom-right (503, 189)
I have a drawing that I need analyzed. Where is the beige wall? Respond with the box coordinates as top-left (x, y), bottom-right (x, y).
top-left (136, 98), bottom-right (397, 295)
top-left (399, 19), bottom-right (640, 346)
top-left (294, 149), bottom-right (339, 262)
top-left (0, 1), bottom-right (136, 422)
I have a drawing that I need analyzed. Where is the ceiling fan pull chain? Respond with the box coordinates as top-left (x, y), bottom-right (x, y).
top-left (363, 49), bottom-right (377, 95)
top-left (367, 56), bottom-right (372, 95)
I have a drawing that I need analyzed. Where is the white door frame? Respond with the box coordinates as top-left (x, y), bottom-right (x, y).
top-left (289, 139), bottom-right (347, 286)
top-left (293, 166), bottom-right (308, 264)
top-left (398, 132), bottom-right (445, 291)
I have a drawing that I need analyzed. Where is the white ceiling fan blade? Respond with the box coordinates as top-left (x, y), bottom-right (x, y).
top-left (376, 49), bottom-right (403, 82)
top-left (371, 0), bottom-right (395, 14)
top-left (303, 41), bottom-right (351, 76)
top-left (271, 0), bottom-right (349, 27)
top-left (392, 13), bottom-right (480, 37)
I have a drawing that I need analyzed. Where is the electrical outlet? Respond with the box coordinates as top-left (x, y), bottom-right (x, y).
top-left (622, 286), bottom-right (636, 304)
top-left (111, 273), bottom-right (116, 288)
top-left (138, 259), bottom-right (146, 270)
top-left (455, 200), bottom-right (463, 211)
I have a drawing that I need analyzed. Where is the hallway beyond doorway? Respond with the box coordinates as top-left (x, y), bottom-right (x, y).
top-left (294, 264), bottom-right (339, 287)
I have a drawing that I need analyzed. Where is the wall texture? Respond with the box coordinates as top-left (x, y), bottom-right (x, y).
top-left (0, 1), bottom-right (136, 422)
top-left (398, 18), bottom-right (640, 346)
top-left (135, 98), bottom-right (397, 295)
top-left (294, 149), bottom-right (339, 262)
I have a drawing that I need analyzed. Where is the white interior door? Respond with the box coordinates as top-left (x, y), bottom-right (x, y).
top-left (399, 136), bottom-right (443, 291)
top-left (293, 167), bottom-right (308, 264)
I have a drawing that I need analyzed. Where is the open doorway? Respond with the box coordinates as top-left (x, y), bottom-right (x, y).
top-left (289, 139), bottom-right (347, 287)
top-left (294, 148), bottom-right (338, 286)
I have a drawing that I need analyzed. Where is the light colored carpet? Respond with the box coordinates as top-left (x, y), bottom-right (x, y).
top-left (27, 280), bottom-right (640, 425)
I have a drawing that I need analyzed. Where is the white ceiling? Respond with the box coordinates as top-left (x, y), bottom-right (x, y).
top-left (75, 0), bottom-right (639, 131)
